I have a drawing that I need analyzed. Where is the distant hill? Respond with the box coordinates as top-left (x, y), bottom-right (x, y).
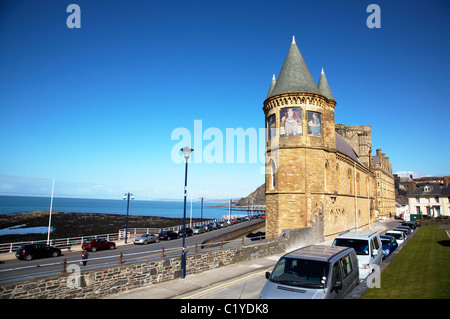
top-left (235, 183), bottom-right (265, 206)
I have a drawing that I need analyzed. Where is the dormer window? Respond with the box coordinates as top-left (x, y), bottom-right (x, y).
top-left (424, 186), bottom-right (431, 192)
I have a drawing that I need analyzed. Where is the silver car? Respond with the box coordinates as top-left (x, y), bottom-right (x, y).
top-left (192, 225), bottom-right (206, 234)
top-left (133, 233), bottom-right (159, 245)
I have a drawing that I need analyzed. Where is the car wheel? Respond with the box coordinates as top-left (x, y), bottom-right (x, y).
top-left (91, 247), bottom-right (97, 252)
top-left (110, 244), bottom-right (115, 249)
top-left (167, 236), bottom-right (171, 241)
top-left (51, 251), bottom-right (59, 257)
top-left (25, 254), bottom-right (33, 261)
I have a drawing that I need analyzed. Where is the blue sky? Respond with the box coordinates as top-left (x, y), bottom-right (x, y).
top-left (0, 0), bottom-right (449, 200)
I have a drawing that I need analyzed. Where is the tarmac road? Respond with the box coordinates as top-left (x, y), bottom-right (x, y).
top-left (0, 218), bottom-right (263, 285)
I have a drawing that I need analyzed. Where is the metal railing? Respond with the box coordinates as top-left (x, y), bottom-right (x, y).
top-left (0, 217), bottom-right (258, 254)
top-left (0, 233), bottom-right (120, 254)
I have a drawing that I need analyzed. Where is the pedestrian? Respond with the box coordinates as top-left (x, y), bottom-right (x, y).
top-left (81, 248), bottom-right (89, 266)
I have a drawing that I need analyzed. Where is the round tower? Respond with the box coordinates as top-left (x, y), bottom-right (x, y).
top-left (263, 35), bottom-right (337, 235)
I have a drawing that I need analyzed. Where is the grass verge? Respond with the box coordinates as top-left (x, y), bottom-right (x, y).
top-left (362, 225), bottom-right (450, 299)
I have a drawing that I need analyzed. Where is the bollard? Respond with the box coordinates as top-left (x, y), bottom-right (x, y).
top-left (118, 252), bottom-right (123, 264)
top-left (272, 233), bottom-right (275, 240)
top-left (61, 258), bottom-right (67, 273)
top-left (161, 248), bottom-right (165, 258)
top-left (259, 235), bottom-right (262, 242)
top-left (195, 244), bottom-right (198, 253)
top-left (242, 237), bottom-right (245, 246)
top-left (220, 241), bottom-right (223, 249)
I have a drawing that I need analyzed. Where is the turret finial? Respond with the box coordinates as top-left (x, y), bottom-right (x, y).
top-left (292, 31), bottom-right (296, 44)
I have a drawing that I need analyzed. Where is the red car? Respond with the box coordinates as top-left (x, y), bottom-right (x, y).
top-left (81, 238), bottom-right (116, 252)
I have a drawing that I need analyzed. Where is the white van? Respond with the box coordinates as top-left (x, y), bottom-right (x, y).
top-left (260, 245), bottom-right (359, 299)
top-left (332, 231), bottom-right (383, 279)
top-left (385, 230), bottom-right (406, 245)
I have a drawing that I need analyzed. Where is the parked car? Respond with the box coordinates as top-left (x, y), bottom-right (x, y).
top-left (393, 228), bottom-right (409, 239)
top-left (395, 226), bottom-right (411, 236)
top-left (385, 230), bottom-right (406, 245)
top-left (16, 243), bottom-right (61, 261)
top-left (332, 231), bottom-right (383, 279)
top-left (401, 222), bottom-right (417, 231)
top-left (207, 222), bottom-right (219, 230)
top-left (159, 230), bottom-right (179, 240)
top-left (192, 225), bottom-right (206, 234)
top-left (380, 235), bottom-right (398, 258)
top-left (218, 221), bottom-right (227, 228)
top-left (178, 227), bottom-right (193, 237)
top-left (81, 238), bottom-right (116, 252)
top-left (260, 245), bottom-right (359, 299)
top-left (134, 233), bottom-right (159, 245)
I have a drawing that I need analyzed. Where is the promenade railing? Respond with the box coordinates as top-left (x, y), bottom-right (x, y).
top-left (0, 217), bottom-right (248, 254)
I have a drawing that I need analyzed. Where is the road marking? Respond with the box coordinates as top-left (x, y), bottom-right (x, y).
top-left (181, 268), bottom-right (270, 299)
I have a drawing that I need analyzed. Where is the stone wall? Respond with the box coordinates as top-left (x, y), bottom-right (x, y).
top-left (0, 225), bottom-right (322, 299)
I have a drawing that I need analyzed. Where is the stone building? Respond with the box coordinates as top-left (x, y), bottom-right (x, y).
top-left (263, 36), bottom-right (395, 240)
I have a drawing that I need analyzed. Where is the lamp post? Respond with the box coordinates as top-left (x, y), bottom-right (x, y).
top-left (199, 197), bottom-right (206, 223)
top-left (180, 146), bottom-right (193, 279)
top-left (123, 192), bottom-right (135, 244)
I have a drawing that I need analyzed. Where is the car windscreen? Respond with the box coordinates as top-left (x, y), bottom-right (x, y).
top-left (333, 238), bottom-right (369, 255)
top-left (381, 238), bottom-right (390, 245)
top-left (270, 257), bottom-right (329, 289)
top-left (387, 232), bottom-right (402, 239)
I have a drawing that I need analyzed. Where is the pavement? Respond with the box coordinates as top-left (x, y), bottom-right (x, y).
top-left (105, 220), bottom-right (395, 299)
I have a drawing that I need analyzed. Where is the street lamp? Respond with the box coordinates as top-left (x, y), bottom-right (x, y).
top-left (123, 192), bottom-right (135, 244)
top-left (180, 146), bottom-right (193, 279)
top-left (199, 197), bottom-right (206, 223)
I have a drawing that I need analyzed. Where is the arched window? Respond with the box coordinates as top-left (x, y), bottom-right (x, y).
top-left (336, 163), bottom-right (340, 193)
top-left (271, 159), bottom-right (276, 189)
top-left (348, 169), bottom-right (353, 195)
top-left (324, 160), bottom-right (329, 192)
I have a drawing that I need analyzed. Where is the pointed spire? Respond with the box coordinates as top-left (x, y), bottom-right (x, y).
top-left (317, 68), bottom-right (335, 100)
top-left (269, 34), bottom-right (319, 96)
top-left (292, 31), bottom-right (296, 44)
top-left (267, 74), bottom-right (277, 97)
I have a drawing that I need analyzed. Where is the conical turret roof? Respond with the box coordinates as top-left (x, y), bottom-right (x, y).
top-left (267, 74), bottom-right (277, 97)
top-left (269, 35), bottom-right (320, 96)
top-left (317, 68), bottom-right (335, 100)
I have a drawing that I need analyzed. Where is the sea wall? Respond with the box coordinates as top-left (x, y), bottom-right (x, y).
top-left (0, 224), bottom-right (323, 299)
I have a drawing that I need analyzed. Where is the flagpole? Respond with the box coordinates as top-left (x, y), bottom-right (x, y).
top-left (46, 178), bottom-right (54, 245)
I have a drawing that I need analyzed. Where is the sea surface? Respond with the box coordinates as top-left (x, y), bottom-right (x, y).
top-left (0, 196), bottom-right (251, 235)
top-left (0, 195), bottom-right (243, 219)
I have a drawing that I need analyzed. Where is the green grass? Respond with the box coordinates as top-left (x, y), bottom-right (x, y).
top-left (362, 225), bottom-right (450, 299)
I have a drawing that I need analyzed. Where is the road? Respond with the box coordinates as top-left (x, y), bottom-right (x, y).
top-left (0, 218), bottom-right (264, 285)
top-left (177, 267), bottom-right (270, 299)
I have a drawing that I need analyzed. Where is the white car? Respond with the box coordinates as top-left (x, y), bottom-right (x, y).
top-left (385, 230), bottom-right (406, 245)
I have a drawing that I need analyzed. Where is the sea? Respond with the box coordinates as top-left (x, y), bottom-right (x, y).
top-left (0, 195), bottom-right (246, 236)
top-left (0, 196), bottom-right (244, 219)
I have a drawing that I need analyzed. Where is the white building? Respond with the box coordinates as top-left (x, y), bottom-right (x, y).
top-left (408, 184), bottom-right (450, 218)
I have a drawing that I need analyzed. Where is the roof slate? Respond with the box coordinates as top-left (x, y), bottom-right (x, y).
top-left (317, 68), bottom-right (335, 100)
top-left (269, 38), bottom-right (320, 96)
top-left (409, 184), bottom-right (450, 196)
